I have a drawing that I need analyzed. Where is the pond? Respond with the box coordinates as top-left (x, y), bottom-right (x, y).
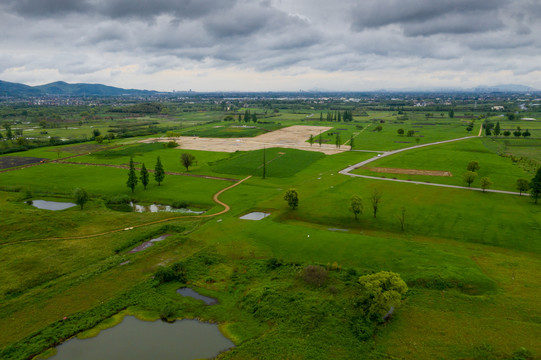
top-left (45, 316), bottom-right (234, 360)
top-left (29, 200), bottom-right (76, 211)
top-left (130, 202), bottom-right (205, 214)
top-left (128, 234), bottom-right (172, 253)
top-left (177, 288), bottom-right (218, 305)
top-left (239, 212), bottom-right (270, 220)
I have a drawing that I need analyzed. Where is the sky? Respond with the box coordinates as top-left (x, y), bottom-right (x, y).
top-left (1, 0), bottom-right (541, 92)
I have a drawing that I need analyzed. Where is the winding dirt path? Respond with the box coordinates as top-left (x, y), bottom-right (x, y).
top-left (0, 176), bottom-right (252, 246)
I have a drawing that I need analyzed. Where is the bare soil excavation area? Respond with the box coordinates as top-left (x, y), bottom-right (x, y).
top-left (141, 125), bottom-right (348, 155)
top-left (369, 167), bottom-right (453, 177)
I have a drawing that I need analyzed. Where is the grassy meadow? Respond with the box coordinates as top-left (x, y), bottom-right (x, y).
top-left (0, 109), bottom-right (540, 360)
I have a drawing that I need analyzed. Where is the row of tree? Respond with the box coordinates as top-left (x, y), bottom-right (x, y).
top-left (127, 157), bottom-right (165, 192)
top-left (319, 111), bottom-right (354, 122)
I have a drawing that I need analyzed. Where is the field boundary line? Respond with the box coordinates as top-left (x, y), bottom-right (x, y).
top-left (0, 176), bottom-right (252, 246)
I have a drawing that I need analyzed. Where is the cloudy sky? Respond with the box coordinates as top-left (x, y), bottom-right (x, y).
top-left (1, 0), bottom-right (540, 91)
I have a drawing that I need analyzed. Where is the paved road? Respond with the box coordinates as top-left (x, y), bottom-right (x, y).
top-left (339, 136), bottom-right (529, 196)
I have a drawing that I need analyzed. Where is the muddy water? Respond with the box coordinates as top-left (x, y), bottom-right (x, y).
top-left (130, 202), bottom-right (205, 214)
top-left (30, 200), bottom-right (76, 210)
top-left (47, 316), bottom-right (233, 360)
top-left (128, 234), bottom-right (171, 253)
top-left (177, 288), bottom-right (218, 305)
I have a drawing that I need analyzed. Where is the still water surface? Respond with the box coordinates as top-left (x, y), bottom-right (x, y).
top-left (49, 316), bottom-right (233, 360)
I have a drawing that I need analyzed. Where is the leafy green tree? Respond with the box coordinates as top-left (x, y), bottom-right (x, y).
top-left (467, 160), bottom-right (480, 172)
top-left (480, 177), bottom-right (492, 192)
top-left (463, 171), bottom-right (477, 187)
top-left (503, 130), bottom-right (511, 137)
top-left (371, 189), bottom-right (382, 218)
top-left (154, 156), bottom-right (165, 186)
top-left (73, 188), bottom-right (89, 210)
top-left (349, 135), bottom-right (354, 150)
top-left (335, 133), bottom-right (341, 148)
top-left (284, 189), bottom-right (299, 209)
top-left (95, 135), bottom-right (104, 143)
top-left (318, 133), bottom-right (322, 147)
top-left (358, 271), bottom-right (408, 318)
top-left (308, 134), bottom-right (314, 146)
top-left (4, 124), bottom-right (13, 140)
top-left (92, 129), bottom-right (101, 138)
top-left (181, 153), bottom-right (196, 171)
top-left (397, 128), bottom-right (404, 136)
top-left (494, 121), bottom-right (501, 136)
top-left (349, 195), bottom-right (363, 220)
top-left (127, 158), bottom-right (138, 193)
top-left (522, 129), bottom-right (531, 138)
top-left (140, 163), bottom-right (149, 190)
top-left (448, 110), bottom-right (454, 118)
top-left (374, 125), bottom-right (383, 132)
top-left (530, 168), bottom-right (541, 204)
top-left (406, 130), bottom-right (414, 137)
top-left (516, 179), bottom-right (530, 195)
top-left (252, 113), bottom-right (257, 123)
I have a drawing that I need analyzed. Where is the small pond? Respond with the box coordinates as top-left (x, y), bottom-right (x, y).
top-left (45, 316), bottom-right (233, 360)
top-left (29, 200), bottom-right (76, 211)
top-left (128, 234), bottom-right (171, 253)
top-left (177, 288), bottom-right (218, 305)
top-left (239, 212), bottom-right (270, 221)
top-left (130, 202), bottom-right (205, 214)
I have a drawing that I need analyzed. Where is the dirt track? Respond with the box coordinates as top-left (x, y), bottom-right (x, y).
top-left (369, 167), bottom-right (452, 177)
top-left (141, 125), bottom-right (349, 155)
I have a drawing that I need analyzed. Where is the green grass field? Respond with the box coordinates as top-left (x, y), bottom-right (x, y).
top-left (1, 109), bottom-right (540, 360)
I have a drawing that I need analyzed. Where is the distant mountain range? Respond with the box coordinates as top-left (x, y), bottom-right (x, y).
top-left (0, 80), bottom-right (158, 97)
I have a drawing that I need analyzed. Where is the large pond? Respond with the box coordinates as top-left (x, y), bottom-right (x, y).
top-left (29, 200), bottom-right (76, 211)
top-left (130, 202), bottom-right (205, 214)
top-left (46, 316), bottom-right (233, 360)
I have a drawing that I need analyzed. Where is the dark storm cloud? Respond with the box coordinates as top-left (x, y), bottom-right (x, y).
top-left (350, 0), bottom-right (508, 35)
top-left (6, 0), bottom-right (91, 17)
top-left (1, 0), bottom-right (540, 90)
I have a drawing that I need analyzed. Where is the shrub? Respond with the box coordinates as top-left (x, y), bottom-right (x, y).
top-left (302, 265), bottom-right (328, 287)
top-left (107, 195), bottom-right (131, 204)
top-left (167, 141), bottom-right (178, 148)
top-left (171, 200), bottom-right (189, 209)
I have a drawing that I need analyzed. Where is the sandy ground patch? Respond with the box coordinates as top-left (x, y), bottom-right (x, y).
top-left (141, 125), bottom-right (348, 155)
top-left (369, 167), bottom-right (453, 176)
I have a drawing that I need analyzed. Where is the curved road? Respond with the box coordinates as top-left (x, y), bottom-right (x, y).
top-left (339, 135), bottom-right (529, 196)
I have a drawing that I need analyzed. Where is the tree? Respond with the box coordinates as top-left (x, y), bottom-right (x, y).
top-left (374, 124), bottom-right (383, 132)
top-left (397, 206), bottom-right (406, 231)
top-left (181, 153), bottom-right (196, 171)
top-left (503, 130), bottom-right (511, 137)
top-left (485, 127), bottom-right (492, 136)
top-left (448, 110), bottom-right (454, 118)
top-left (358, 271), bottom-right (408, 318)
top-left (284, 189), bottom-right (299, 209)
top-left (494, 121), bottom-right (501, 136)
top-left (463, 171), bottom-right (477, 187)
top-left (406, 130), bottom-right (415, 137)
top-left (308, 134), bottom-right (314, 146)
top-left (530, 167), bottom-right (541, 204)
top-left (349, 135), bottom-right (354, 150)
top-left (252, 113), bottom-right (257, 123)
top-left (516, 179), bottom-right (530, 195)
top-left (140, 163), bottom-right (149, 190)
top-left (349, 195), bottom-right (363, 220)
top-left (467, 160), bottom-right (480, 172)
top-left (371, 189), bottom-right (382, 218)
top-left (73, 188), bottom-right (89, 210)
top-left (92, 129), bottom-right (101, 139)
top-left (480, 177), bottom-right (492, 192)
top-left (127, 158), bottom-right (138, 193)
top-left (154, 156), bottom-right (165, 186)
top-left (318, 132), bottom-right (322, 147)
top-left (397, 128), bottom-right (404, 136)
top-left (95, 135), bottom-right (104, 143)
top-left (522, 129), bottom-right (531, 138)
top-left (335, 133), bottom-right (341, 148)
